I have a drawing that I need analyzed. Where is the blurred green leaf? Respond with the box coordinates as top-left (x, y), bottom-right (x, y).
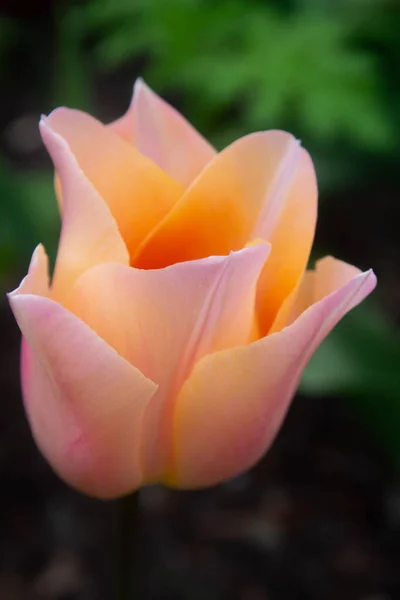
top-left (19, 171), bottom-right (60, 263)
top-left (0, 158), bottom-right (59, 283)
top-left (82, 0), bottom-right (393, 152)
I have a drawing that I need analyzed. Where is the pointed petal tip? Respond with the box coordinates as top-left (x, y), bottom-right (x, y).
top-left (38, 116), bottom-right (49, 133)
top-left (39, 116), bottom-right (67, 152)
top-left (134, 76), bottom-right (146, 92)
top-left (130, 78), bottom-right (156, 111)
top-left (361, 267), bottom-right (377, 291)
top-left (8, 244), bottom-right (50, 302)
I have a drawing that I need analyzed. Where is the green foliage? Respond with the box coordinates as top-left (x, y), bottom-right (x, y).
top-left (83, 0), bottom-right (393, 152)
top-left (0, 160), bottom-right (59, 286)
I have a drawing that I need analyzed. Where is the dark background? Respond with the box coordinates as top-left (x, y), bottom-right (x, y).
top-left (0, 1), bottom-right (400, 598)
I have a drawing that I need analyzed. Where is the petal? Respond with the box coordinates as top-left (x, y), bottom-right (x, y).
top-left (46, 107), bottom-right (183, 260)
top-left (313, 256), bottom-right (363, 301)
top-left (172, 267), bottom-right (376, 488)
top-left (110, 79), bottom-right (216, 187)
top-left (8, 269), bottom-right (157, 499)
top-left (16, 244), bottom-right (50, 297)
top-left (255, 148), bottom-right (318, 335)
top-left (69, 243), bottom-right (270, 481)
top-left (40, 119), bottom-right (129, 301)
top-left (133, 131), bottom-right (300, 269)
top-left (271, 255), bottom-right (364, 333)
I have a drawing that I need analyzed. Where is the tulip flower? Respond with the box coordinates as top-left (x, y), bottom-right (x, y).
top-left (8, 80), bottom-right (376, 499)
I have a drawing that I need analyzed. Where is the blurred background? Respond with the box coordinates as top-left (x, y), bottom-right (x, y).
top-left (0, 0), bottom-right (400, 598)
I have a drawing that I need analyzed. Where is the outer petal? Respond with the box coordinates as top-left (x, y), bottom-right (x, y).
top-left (40, 119), bottom-right (129, 301)
top-left (46, 107), bottom-right (183, 260)
top-left (111, 79), bottom-right (216, 187)
top-left (8, 249), bottom-right (157, 499)
top-left (133, 131), bottom-right (300, 269)
top-left (172, 266), bottom-right (376, 488)
top-left (69, 244), bottom-right (270, 481)
top-left (255, 148), bottom-right (318, 335)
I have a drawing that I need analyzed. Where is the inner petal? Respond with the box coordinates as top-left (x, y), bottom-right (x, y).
top-left (110, 79), bottom-right (216, 187)
top-left (255, 148), bottom-right (318, 336)
top-left (46, 107), bottom-right (183, 262)
top-left (133, 131), bottom-right (299, 269)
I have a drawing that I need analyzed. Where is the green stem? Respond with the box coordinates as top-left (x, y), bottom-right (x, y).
top-left (115, 491), bottom-right (141, 600)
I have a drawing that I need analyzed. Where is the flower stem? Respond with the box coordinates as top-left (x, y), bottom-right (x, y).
top-left (115, 491), bottom-right (141, 600)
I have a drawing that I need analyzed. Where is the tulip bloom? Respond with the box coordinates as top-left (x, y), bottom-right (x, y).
top-left (8, 80), bottom-right (376, 498)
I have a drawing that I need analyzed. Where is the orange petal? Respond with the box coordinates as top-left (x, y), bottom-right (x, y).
top-left (134, 131), bottom-right (299, 269)
top-left (255, 148), bottom-right (318, 336)
top-left (110, 79), bottom-right (216, 187)
top-left (46, 107), bottom-right (183, 260)
top-left (171, 267), bottom-right (376, 488)
top-left (40, 119), bottom-right (129, 301)
top-left (69, 244), bottom-right (269, 481)
top-left (8, 250), bottom-right (157, 499)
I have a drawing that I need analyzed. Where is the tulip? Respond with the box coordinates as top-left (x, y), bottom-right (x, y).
top-left (8, 80), bottom-right (376, 499)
